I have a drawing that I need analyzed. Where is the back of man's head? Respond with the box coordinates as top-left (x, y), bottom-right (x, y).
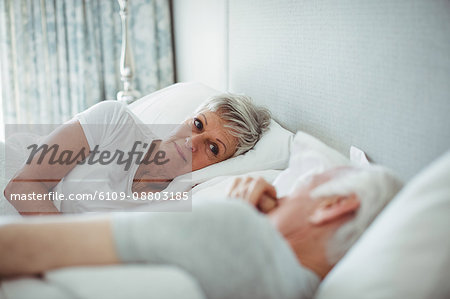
top-left (309, 166), bottom-right (403, 264)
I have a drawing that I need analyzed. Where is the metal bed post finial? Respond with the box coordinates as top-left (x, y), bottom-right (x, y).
top-left (117, 0), bottom-right (140, 104)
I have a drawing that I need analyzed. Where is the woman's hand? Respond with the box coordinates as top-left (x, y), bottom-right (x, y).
top-left (227, 176), bottom-right (278, 213)
top-left (3, 120), bottom-right (90, 215)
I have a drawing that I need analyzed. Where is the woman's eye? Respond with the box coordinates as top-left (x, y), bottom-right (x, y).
top-left (194, 118), bottom-right (203, 130)
top-left (209, 143), bottom-right (219, 156)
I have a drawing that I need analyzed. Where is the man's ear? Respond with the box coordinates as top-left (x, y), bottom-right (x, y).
top-left (309, 193), bottom-right (360, 226)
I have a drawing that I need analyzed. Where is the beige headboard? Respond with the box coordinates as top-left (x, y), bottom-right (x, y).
top-left (227, 0), bottom-right (450, 181)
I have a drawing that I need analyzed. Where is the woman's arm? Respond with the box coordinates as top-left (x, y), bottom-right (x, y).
top-left (0, 216), bottom-right (119, 278)
top-left (3, 120), bottom-right (90, 215)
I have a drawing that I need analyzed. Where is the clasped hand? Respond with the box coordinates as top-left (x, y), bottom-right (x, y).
top-left (227, 176), bottom-right (278, 213)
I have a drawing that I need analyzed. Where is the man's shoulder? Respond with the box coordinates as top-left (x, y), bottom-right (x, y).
top-left (193, 198), bottom-right (279, 248)
top-left (194, 198), bottom-right (263, 223)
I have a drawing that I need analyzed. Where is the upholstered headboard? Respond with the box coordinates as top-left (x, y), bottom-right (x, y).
top-left (227, 0), bottom-right (450, 181)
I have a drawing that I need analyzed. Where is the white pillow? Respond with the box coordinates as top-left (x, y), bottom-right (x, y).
top-left (191, 169), bottom-right (283, 200)
top-left (129, 82), bottom-right (219, 125)
top-left (192, 130), bottom-right (351, 201)
top-left (316, 151), bottom-right (450, 299)
top-left (349, 145), bottom-right (370, 166)
top-left (128, 82), bottom-right (294, 191)
top-left (273, 131), bottom-right (350, 197)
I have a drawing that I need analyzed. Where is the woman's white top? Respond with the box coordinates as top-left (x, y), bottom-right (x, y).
top-left (54, 101), bottom-right (157, 213)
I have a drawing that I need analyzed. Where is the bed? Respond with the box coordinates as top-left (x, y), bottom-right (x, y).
top-left (1, 0), bottom-right (450, 298)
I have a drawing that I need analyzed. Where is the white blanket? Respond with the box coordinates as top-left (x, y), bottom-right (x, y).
top-left (1, 265), bottom-right (206, 299)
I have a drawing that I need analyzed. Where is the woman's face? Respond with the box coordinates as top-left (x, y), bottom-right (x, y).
top-left (160, 110), bottom-right (238, 175)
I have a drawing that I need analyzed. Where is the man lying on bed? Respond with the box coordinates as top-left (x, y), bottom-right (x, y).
top-left (0, 165), bottom-right (401, 299)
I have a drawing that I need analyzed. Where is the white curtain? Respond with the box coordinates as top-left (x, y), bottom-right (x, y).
top-left (0, 0), bottom-right (174, 125)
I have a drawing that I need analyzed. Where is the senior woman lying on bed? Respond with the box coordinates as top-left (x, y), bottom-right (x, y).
top-left (3, 94), bottom-right (271, 215)
top-left (0, 165), bottom-right (401, 299)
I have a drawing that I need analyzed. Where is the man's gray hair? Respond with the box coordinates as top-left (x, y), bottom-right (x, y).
top-left (195, 93), bottom-right (271, 156)
top-left (310, 166), bottom-right (403, 264)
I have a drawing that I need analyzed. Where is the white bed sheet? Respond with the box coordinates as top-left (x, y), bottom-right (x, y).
top-left (192, 169), bottom-right (282, 199)
top-left (1, 265), bottom-right (205, 299)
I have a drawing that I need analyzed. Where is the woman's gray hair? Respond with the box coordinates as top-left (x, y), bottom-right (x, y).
top-left (309, 166), bottom-right (403, 265)
top-left (195, 93), bottom-right (271, 157)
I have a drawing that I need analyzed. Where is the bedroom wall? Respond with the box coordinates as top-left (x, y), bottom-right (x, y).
top-left (172, 0), bottom-right (450, 180)
top-left (227, 0), bottom-right (450, 181)
top-left (172, 0), bottom-right (228, 91)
